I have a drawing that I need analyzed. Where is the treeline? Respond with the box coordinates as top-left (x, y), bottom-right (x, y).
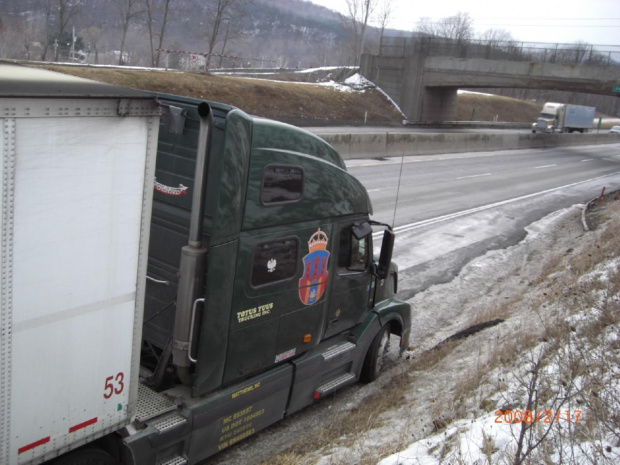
top-left (0, 0), bottom-right (396, 69)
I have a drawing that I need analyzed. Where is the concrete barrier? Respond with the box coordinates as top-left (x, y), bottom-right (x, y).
top-left (317, 132), bottom-right (620, 160)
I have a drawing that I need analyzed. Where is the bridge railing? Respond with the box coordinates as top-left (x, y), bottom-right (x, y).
top-left (379, 36), bottom-right (620, 67)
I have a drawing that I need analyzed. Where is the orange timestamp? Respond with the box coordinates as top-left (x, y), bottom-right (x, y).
top-left (494, 409), bottom-right (582, 424)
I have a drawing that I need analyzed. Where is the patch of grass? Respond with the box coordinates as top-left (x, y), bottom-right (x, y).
top-left (42, 65), bottom-right (404, 124)
top-left (266, 340), bottom-right (466, 464)
top-left (456, 92), bottom-right (541, 122)
top-left (266, 370), bottom-right (411, 463)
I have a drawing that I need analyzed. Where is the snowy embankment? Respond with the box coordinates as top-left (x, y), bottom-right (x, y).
top-left (306, 197), bottom-right (620, 465)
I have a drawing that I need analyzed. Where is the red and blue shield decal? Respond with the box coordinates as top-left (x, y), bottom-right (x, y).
top-left (298, 229), bottom-right (330, 305)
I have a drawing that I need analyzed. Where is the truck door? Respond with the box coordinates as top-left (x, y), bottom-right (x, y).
top-left (221, 224), bottom-right (333, 384)
top-left (324, 220), bottom-right (373, 338)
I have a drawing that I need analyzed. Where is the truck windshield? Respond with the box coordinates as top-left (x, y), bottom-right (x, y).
top-left (540, 113), bottom-right (555, 119)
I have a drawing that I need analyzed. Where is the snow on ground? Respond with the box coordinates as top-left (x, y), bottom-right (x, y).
top-left (343, 73), bottom-right (406, 118)
top-left (380, 284), bottom-right (620, 465)
top-left (294, 66), bottom-right (358, 74)
top-left (457, 90), bottom-right (496, 97)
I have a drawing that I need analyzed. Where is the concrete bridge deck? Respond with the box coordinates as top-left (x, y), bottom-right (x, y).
top-left (361, 40), bottom-right (620, 122)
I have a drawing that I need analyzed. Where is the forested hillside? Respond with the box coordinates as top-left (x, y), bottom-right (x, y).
top-left (0, 0), bottom-right (397, 68)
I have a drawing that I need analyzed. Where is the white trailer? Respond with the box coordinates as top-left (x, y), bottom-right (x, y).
top-left (0, 64), bottom-right (160, 465)
top-left (532, 102), bottom-right (596, 133)
top-left (562, 104), bottom-right (596, 132)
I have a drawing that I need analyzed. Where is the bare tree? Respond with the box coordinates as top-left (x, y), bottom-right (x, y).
top-left (342, 0), bottom-right (377, 66)
top-left (557, 40), bottom-right (592, 64)
top-left (54, 0), bottom-right (81, 60)
top-left (115, 0), bottom-right (143, 65)
top-left (417, 12), bottom-right (474, 42)
top-left (38, 0), bottom-right (81, 61)
top-left (217, 20), bottom-right (231, 67)
top-left (80, 26), bottom-right (101, 63)
top-left (0, 16), bottom-right (27, 59)
top-left (39, 0), bottom-right (54, 60)
top-left (478, 28), bottom-right (516, 59)
top-left (478, 28), bottom-right (514, 45)
top-left (204, 0), bottom-right (249, 70)
top-left (374, 0), bottom-right (393, 41)
top-left (143, 0), bottom-right (174, 67)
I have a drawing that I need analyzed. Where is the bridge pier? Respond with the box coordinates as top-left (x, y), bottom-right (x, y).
top-left (421, 87), bottom-right (458, 121)
top-left (361, 47), bottom-right (457, 123)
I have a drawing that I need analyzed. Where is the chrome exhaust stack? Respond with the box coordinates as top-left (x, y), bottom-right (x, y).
top-left (173, 102), bottom-right (212, 385)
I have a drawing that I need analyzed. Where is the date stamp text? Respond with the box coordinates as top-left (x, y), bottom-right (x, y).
top-left (494, 409), bottom-right (581, 424)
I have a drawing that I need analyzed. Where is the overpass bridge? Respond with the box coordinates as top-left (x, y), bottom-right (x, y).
top-left (360, 38), bottom-right (620, 122)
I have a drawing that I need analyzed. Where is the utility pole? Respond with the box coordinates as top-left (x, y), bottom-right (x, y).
top-left (71, 26), bottom-right (76, 61)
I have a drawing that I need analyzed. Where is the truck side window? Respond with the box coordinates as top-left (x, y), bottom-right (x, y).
top-left (338, 228), bottom-right (369, 273)
top-left (251, 238), bottom-right (299, 287)
top-left (261, 165), bottom-right (304, 205)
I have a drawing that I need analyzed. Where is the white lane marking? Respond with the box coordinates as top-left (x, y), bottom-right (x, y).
top-left (534, 164), bottom-right (557, 169)
top-left (581, 159), bottom-right (594, 162)
top-left (367, 188), bottom-right (382, 192)
top-left (351, 151), bottom-right (510, 168)
top-left (375, 171), bottom-right (620, 237)
top-left (456, 173), bottom-right (492, 180)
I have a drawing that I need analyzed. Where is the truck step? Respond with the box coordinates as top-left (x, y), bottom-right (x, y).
top-left (157, 455), bottom-right (187, 465)
top-left (149, 411), bottom-right (187, 433)
top-left (314, 372), bottom-right (356, 399)
top-left (136, 383), bottom-right (177, 423)
top-left (321, 341), bottom-right (356, 361)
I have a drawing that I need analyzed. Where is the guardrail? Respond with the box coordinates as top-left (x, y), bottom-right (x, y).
top-left (380, 37), bottom-right (620, 67)
top-left (318, 132), bottom-right (620, 159)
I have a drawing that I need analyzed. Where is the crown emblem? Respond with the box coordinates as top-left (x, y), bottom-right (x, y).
top-left (308, 228), bottom-right (328, 252)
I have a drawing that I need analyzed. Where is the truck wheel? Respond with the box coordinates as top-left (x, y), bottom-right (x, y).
top-left (361, 325), bottom-right (390, 382)
top-left (53, 449), bottom-right (117, 465)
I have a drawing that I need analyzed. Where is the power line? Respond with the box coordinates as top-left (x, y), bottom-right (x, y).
top-left (472, 24), bottom-right (620, 28)
top-left (466, 17), bottom-right (620, 21)
top-left (394, 20), bottom-right (620, 29)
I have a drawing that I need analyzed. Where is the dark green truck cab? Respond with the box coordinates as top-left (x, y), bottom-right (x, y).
top-left (123, 94), bottom-right (411, 465)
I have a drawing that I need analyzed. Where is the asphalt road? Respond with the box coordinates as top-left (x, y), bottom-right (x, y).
top-left (308, 126), bottom-right (532, 134)
top-left (347, 143), bottom-right (620, 298)
top-left (306, 126), bottom-right (620, 135)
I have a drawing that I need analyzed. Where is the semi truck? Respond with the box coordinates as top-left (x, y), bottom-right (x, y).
top-left (531, 102), bottom-right (596, 133)
top-left (0, 63), bottom-right (411, 465)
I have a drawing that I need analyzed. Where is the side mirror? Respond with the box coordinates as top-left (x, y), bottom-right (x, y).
top-left (376, 230), bottom-right (395, 280)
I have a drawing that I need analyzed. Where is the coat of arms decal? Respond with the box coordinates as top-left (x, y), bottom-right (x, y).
top-left (298, 228), bottom-right (330, 305)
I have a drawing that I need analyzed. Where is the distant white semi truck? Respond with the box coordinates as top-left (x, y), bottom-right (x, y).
top-left (532, 102), bottom-right (596, 134)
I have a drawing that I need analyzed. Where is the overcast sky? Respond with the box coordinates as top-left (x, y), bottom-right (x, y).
top-left (308, 0), bottom-right (620, 46)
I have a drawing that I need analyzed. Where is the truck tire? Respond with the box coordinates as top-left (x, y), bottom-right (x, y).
top-left (360, 325), bottom-right (390, 382)
top-left (53, 449), bottom-right (117, 465)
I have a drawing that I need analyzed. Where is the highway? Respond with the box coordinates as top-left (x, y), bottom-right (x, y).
top-left (346, 143), bottom-right (620, 298)
top-left (307, 126), bottom-right (620, 135)
top-left (308, 126), bottom-right (532, 134)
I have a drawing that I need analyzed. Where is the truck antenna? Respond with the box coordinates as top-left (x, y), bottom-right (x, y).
top-left (391, 147), bottom-right (405, 228)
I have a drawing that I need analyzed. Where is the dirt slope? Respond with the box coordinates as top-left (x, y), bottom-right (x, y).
top-left (456, 91), bottom-right (541, 122)
top-left (44, 66), bottom-right (404, 125)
